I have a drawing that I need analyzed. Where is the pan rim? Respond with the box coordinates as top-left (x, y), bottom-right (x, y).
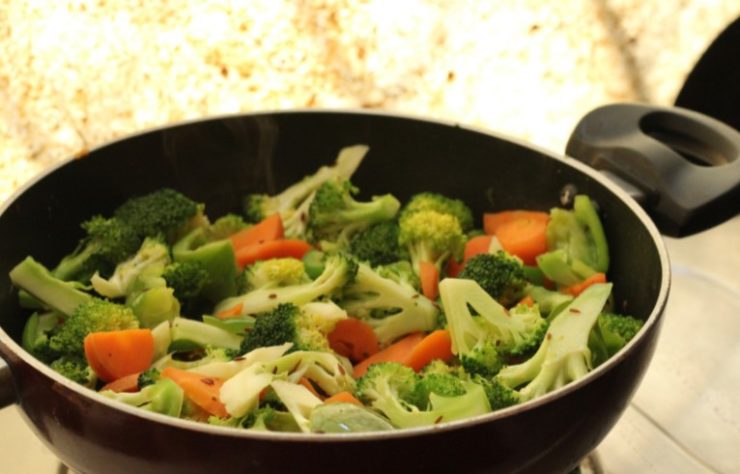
top-left (0, 107), bottom-right (671, 442)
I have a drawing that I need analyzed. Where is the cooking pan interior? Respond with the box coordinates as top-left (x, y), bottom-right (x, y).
top-left (0, 111), bottom-right (662, 354)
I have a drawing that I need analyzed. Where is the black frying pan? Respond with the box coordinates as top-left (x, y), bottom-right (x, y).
top-left (0, 105), bottom-right (737, 473)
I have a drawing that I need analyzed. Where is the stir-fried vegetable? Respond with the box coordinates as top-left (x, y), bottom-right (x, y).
top-left (9, 145), bottom-right (643, 433)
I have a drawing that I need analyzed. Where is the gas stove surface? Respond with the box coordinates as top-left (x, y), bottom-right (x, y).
top-left (2, 215), bottom-right (738, 473)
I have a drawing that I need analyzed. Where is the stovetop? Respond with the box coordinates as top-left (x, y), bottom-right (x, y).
top-left (2, 215), bottom-right (738, 473)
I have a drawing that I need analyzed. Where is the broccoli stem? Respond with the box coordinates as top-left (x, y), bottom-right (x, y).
top-left (10, 257), bottom-right (92, 316)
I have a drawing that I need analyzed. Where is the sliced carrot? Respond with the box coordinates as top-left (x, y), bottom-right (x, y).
top-left (562, 272), bottom-right (607, 297)
top-left (518, 295), bottom-right (535, 307)
top-left (235, 239), bottom-right (313, 267)
top-left (484, 211), bottom-right (549, 235)
top-left (405, 329), bottom-right (453, 372)
top-left (419, 261), bottom-right (440, 301)
top-left (495, 218), bottom-right (549, 265)
top-left (215, 302), bottom-right (243, 320)
top-left (324, 391), bottom-right (363, 406)
top-left (229, 213), bottom-right (284, 250)
top-left (464, 235), bottom-right (494, 262)
top-left (160, 367), bottom-right (228, 418)
top-left (352, 332), bottom-right (426, 378)
top-left (328, 318), bottom-right (380, 364)
top-left (298, 377), bottom-right (324, 400)
top-left (100, 372), bottom-right (142, 393)
top-left (84, 329), bottom-right (154, 383)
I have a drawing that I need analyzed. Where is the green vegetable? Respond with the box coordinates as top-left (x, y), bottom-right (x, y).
top-left (114, 188), bottom-right (203, 243)
top-left (401, 192), bottom-right (474, 232)
top-left (169, 317), bottom-right (243, 352)
top-left (458, 252), bottom-right (527, 307)
top-left (398, 209), bottom-right (466, 275)
top-left (10, 257), bottom-right (92, 316)
top-left (173, 227), bottom-right (238, 302)
top-left (348, 221), bottom-right (406, 267)
top-left (101, 378), bottom-right (185, 417)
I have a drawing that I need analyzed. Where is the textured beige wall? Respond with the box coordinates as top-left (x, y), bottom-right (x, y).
top-left (1, 1), bottom-right (737, 203)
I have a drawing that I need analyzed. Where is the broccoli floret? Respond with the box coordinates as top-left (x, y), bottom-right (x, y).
top-left (52, 216), bottom-right (141, 282)
top-left (374, 260), bottom-right (420, 291)
top-left (240, 303), bottom-right (345, 354)
top-left (459, 339), bottom-right (505, 378)
top-left (242, 406), bottom-right (301, 432)
top-left (356, 362), bottom-right (490, 429)
top-left (137, 367), bottom-right (161, 389)
top-left (50, 355), bottom-right (97, 388)
top-left (401, 192), bottom-right (474, 233)
top-left (439, 278), bottom-right (548, 359)
top-left (589, 312), bottom-right (644, 366)
top-left (214, 253), bottom-right (358, 317)
top-left (101, 378), bottom-right (185, 417)
top-left (306, 179), bottom-right (401, 246)
top-left (348, 221), bottom-right (406, 267)
top-left (90, 237), bottom-right (171, 299)
top-left (411, 372), bottom-right (467, 409)
top-left (114, 188), bottom-right (203, 242)
top-left (244, 258), bottom-right (309, 290)
top-left (49, 298), bottom-right (139, 356)
top-left (398, 210), bottom-right (466, 276)
top-left (161, 261), bottom-right (211, 317)
top-left (338, 262), bottom-right (439, 346)
top-left (458, 252), bottom-right (527, 307)
top-left (21, 311), bottom-right (64, 363)
top-left (206, 214), bottom-right (249, 241)
top-left (496, 283), bottom-right (613, 401)
top-left (472, 375), bottom-right (520, 410)
top-left (524, 285), bottom-right (574, 321)
top-left (537, 195), bottom-right (609, 286)
top-left (244, 145), bottom-right (369, 238)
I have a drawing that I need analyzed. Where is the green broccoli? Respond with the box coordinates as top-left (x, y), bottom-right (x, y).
top-left (206, 214), bottom-right (249, 241)
top-left (306, 179), bottom-right (401, 246)
top-left (21, 311), bottom-right (64, 363)
top-left (355, 362), bottom-right (490, 429)
top-left (241, 406), bottom-right (301, 432)
top-left (243, 258), bottom-right (309, 290)
top-left (411, 372), bottom-right (467, 409)
top-left (439, 278), bottom-right (548, 360)
top-left (458, 252), bottom-right (527, 307)
top-left (472, 375), bottom-right (520, 410)
top-left (524, 285), bottom-right (574, 321)
top-left (401, 192), bottom-right (474, 232)
top-left (338, 262), bottom-right (439, 346)
top-left (52, 216), bottom-right (141, 282)
top-left (161, 261), bottom-right (211, 317)
top-left (536, 195), bottom-right (609, 286)
top-left (172, 227), bottom-right (239, 302)
top-left (214, 253), bottom-right (357, 317)
top-left (101, 378), bottom-right (185, 417)
top-left (169, 318), bottom-right (243, 353)
top-left (496, 283), bottom-right (613, 401)
top-left (348, 221), bottom-right (406, 266)
top-left (49, 298), bottom-right (139, 356)
top-left (50, 355), bottom-right (97, 388)
top-left (398, 209), bottom-right (466, 276)
top-left (458, 339), bottom-right (505, 378)
top-left (589, 312), bottom-right (644, 366)
top-left (137, 367), bottom-right (161, 389)
top-left (240, 303), bottom-right (345, 354)
top-left (374, 260), bottom-right (420, 291)
top-left (90, 237), bottom-right (171, 299)
top-left (244, 145), bottom-right (368, 238)
top-left (114, 188), bottom-right (204, 243)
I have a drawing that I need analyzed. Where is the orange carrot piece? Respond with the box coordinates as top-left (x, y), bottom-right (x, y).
top-left (328, 318), bottom-right (380, 364)
top-left (215, 302), bottom-right (243, 320)
top-left (484, 211), bottom-right (550, 235)
top-left (518, 295), bottom-right (535, 307)
top-left (405, 329), bottom-right (454, 372)
top-left (495, 218), bottom-right (549, 265)
top-left (235, 239), bottom-right (313, 267)
top-left (324, 391), bottom-right (363, 406)
top-left (160, 367), bottom-right (228, 418)
top-left (84, 329), bottom-right (154, 383)
top-left (352, 332), bottom-right (426, 378)
top-left (562, 272), bottom-right (607, 296)
top-left (298, 377), bottom-right (324, 400)
top-left (464, 235), bottom-right (494, 262)
top-left (100, 372), bottom-right (141, 393)
top-left (229, 213), bottom-right (284, 250)
top-left (419, 261), bottom-right (440, 301)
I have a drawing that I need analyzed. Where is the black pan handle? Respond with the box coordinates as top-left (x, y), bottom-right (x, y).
top-left (0, 362), bottom-right (16, 409)
top-left (566, 103), bottom-right (740, 236)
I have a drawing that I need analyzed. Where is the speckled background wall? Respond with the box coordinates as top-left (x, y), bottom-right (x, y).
top-left (1, 0), bottom-right (738, 203)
